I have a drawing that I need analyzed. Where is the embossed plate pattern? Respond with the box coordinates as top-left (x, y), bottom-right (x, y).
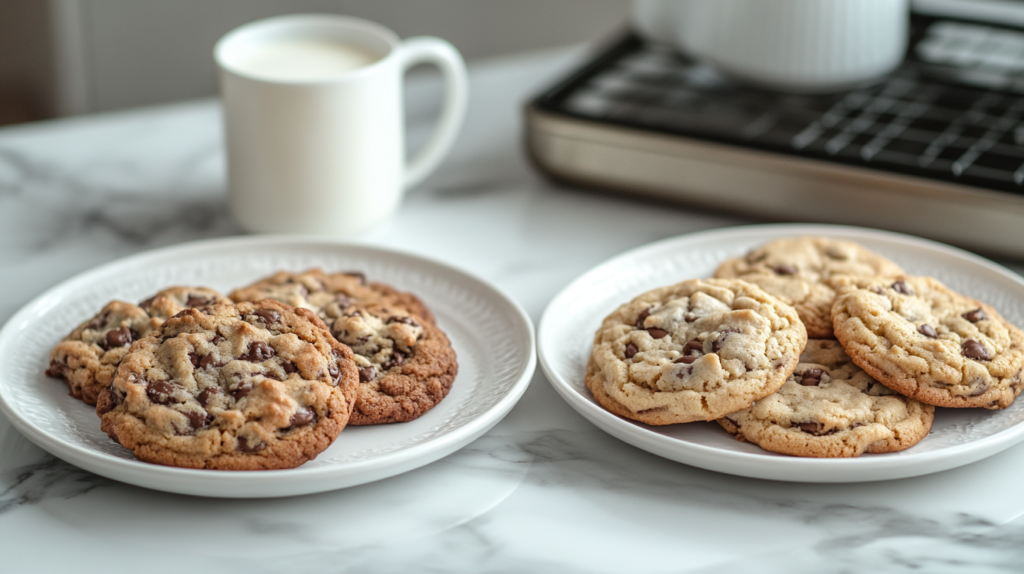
top-left (539, 224), bottom-right (1024, 482)
top-left (0, 237), bottom-right (535, 497)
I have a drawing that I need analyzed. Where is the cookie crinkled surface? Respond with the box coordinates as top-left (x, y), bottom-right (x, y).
top-left (96, 299), bottom-right (359, 470)
top-left (586, 278), bottom-right (807, 425)
top-left (831, 275), bottom-right (1024, 409)
top-left (715, 237), bottom-right (905, 338)
top-left (719, 339), bottom-right (935, 458)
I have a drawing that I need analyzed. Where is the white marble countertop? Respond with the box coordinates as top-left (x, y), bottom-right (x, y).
top-left (4, 46), bottom-right (1024, 573)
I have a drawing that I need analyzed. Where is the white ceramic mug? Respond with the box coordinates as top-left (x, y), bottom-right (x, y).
top-left (216, 14), bottom-right (468, 234)
top-left (633, 0), bottom-right (909, 93)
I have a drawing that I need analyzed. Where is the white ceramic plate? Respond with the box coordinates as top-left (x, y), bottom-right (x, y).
top-left (538, 224), bottom-right (1024, 482)
top-left (0, 236), bottom-right (535, 497)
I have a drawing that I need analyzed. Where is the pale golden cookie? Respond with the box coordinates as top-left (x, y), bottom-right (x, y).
top-left (718, 339), bottom-right (934, 457)
top-left (586, 278), bottom-right (807, 425)
top-left (715, 237), bottom-right (904, 338)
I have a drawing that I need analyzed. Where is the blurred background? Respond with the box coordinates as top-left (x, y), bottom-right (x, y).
top-left (0, 0), bottom-right (631, 124)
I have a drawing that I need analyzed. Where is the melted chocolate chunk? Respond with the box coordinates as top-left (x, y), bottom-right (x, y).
top-left (797, 422), bottom-right (824, 435)
top-left (385, 350), bottom-right (406, 371)
top-left (799, 368), bottom-right (824, 387)
top-left (281, 359), bottom-right (297, 374)
top-left (962, 339), bottom-right (992, 361)
top-left (891, 280), bottom-right (912, 295)
top-left (199, 353), bottom-right (223, 370)
top-left (237, 436), bottom-right (265, 453)
top-left (674, 356), bottom-right (697, 364)
top-left (211, 334), bottom-right (225, 345)
top-left (184, 410), bottom-right (207, 431)
top-left (188, 353), bottom-right (201, 368)
top-left (240, 341), bottom-right (276, 362)
top-left (387, 316), bottom-right (420, 327)
top-left (635, 308), bottom-right (651, 330)
top-left (963, 308), bottom-right (989, 323)
top-left (773, 264), bottom-right (798, 276)
top-left (45, 360), bottom-right (67, 378)
top-left (683, 339), bottom-right (703, 355)
top-left (197, 387), bottom-right (221, 408)
top-left (288, 408), bottom-right (317, 428)
top-left (328, 359), bottom-right (341, 385)
top-left (358, 366), bottom-right (376, 382)
top-left (253, 308), bottom-right (281, 325)
top-left (231, 382), bottom-right (253, 399)
top-left (186, 296), bottom-right (210, 308)
top-left (647, 328), bottom-right (668, 339)
top-left (102, 327), bottom-right (133, 350)
top-left (918, 324), bottom-right (938, 339)
top-left (147, 380), bottom-right (175, 405)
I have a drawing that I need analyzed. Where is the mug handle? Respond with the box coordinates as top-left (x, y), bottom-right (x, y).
top-left (397, 37), bottom-right (469, 189)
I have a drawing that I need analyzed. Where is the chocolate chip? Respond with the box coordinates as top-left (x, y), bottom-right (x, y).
top-left (197, 387), bottom-right (220, 408)
top-left (45, 360), bottom-right (67, 378)
top-left (147, 380), bottom-right (175, 405)
top-left (253, 308), bottom-right (280, 325)
top-left (358, 366), bottom-right (376, 382)
top-left (971, 383), bottom-right (988, 397)
top-left (799, 368), bottom-right (824, 386)
top-left (635, 308), bottom-right (651, 330)
top-left (184, 410), bottom-right (207, 430)
top-left (773, 264), bottom-right (798, 276)
top-left (625, 343), bottom-right (638, 359)
top-left (211, 334), bottom-right (225, 345)
top-left (962, 339), bottom-right (992, 361)
top-left (343, 271), bottom-right (367, 285)
top-left (870, 286), bottom-right (886, 295)
top-left (335, 294), bottom-right (354, 308)
top-left (647, 328), bottom-right (668, 339)
top-left (387, 316), bottom-right (420, 327)
top-left (199, 353), bottom-right (223, 370)
top-left (892, 280), bottom-right (912, 295)
top-left (963, 308), bottom-right (989, 323)
top-left (262, 370), bottom-right (282, 381)
top-left (186, 296), bottom-right (210, 308)
top-left (240, 341), bottom-right (276, 362)
top-left (684, 313), bottom-right (698, 323)
top-left (918, 324), bottom-right (938, 339)
top-left (108, 386), bottom-right (124, 408)
top-left (328, 360), bottom-right (341, 385)
top-left (674, 356), bottom-right (697, 364)
top-left (188, 353), bottom-right (201, 368)
top-left (237, 436), bottom-right (265, 453)
top-left (288, 408), bottom-right (316, 428)
top-left (281, 359), bottom-right (297, 374)
top-left (386, 350), bottom-right (406, 370)
top-left (231, 382), bottom-right (253, 399)
top-left (138, 296), bottom-right (158, 311)
top-left (684, 339), bottom-right (703, 355)
top-left (797, 422), bottom-right (823, 435)
top-left (102, 326), bottom-right (133, 350)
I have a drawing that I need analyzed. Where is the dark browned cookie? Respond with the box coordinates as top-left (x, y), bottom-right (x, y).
top-left (96, 300), bottom-right (359, 470)
top-left (229, 268), bottom-right (435, 325)
top-left (333, 301), bottom-right (457, 425)
top-left (46, 286), bottom-right (229, 404)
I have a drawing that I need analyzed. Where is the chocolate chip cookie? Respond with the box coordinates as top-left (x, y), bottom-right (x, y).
top-left (331, 301), bottom-right (457, 425)
top-left (45, 286), bottom-right (230, 404)
top-left (232, 269), bottom-right (457, 424)
top-left (586, 278), bottom-right (807, 425)
top-left (230, 268), bottom-right (435, 326)
top-left (715, 237), bottom-right (905, 338)
top-left (96, 300), bottom-right (358, 470)
top-left (718, 339), bottom-right (935, 457)
top-left (832, 276), bottom-right (1024, 409)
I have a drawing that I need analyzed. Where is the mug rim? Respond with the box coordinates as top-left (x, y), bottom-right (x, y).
top-left (214, 13), bottom-right (402, 85)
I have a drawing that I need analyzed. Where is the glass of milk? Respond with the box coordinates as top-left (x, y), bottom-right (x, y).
top-left (216, 14), bottom-right (468, 235)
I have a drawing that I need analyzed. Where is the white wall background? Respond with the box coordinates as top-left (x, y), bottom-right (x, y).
top-left (50, 0), bottom-right (632, 115)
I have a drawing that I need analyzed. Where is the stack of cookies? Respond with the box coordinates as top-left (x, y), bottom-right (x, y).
top-left (586, 237), bottom-right (1024, 458)
top-left (44, 270), bottom-right (458, 470)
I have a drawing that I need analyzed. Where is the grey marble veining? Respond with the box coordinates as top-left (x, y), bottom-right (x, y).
top-left (3, 45), bottom-right (1024, 573)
